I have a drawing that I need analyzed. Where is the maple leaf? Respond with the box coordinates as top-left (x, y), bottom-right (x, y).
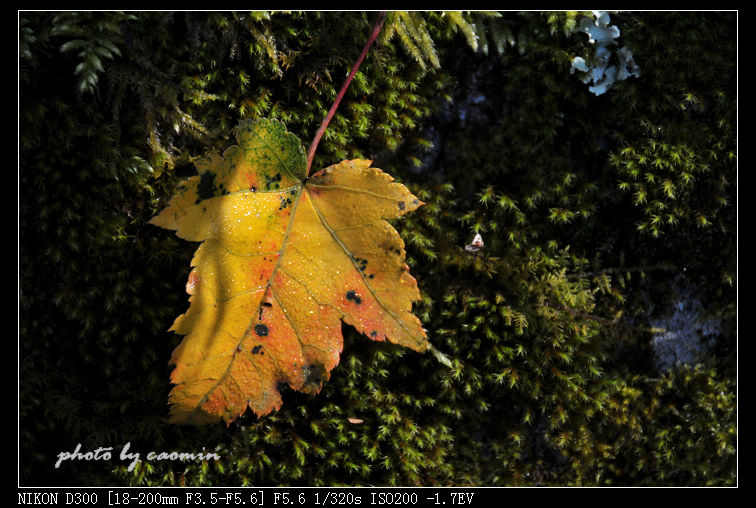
top-left (150, 119), bottom-right (428, 425)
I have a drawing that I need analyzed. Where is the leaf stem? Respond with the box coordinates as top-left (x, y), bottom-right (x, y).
top-left (305, 11), bottom-right (387, 176)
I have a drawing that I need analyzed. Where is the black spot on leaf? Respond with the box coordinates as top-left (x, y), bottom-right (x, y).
top-left (254, 323), bottom-right (269, 337)
top-left (353, 256), bottom-right (369, 272)
top-left (196, 171), bottom-right (217, 202)
top-left (346, 290), bottom-right (362, 305)
top-left (264, 172), bottom-right (283, 190)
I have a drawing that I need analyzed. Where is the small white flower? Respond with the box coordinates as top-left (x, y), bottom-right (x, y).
top-left (465, 233), bottom-right (484, 253)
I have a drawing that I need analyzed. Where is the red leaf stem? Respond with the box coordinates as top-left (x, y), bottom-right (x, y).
top-left (305, 11), bottom-right (387, 176)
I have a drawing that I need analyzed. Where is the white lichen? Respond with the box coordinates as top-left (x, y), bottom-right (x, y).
top-left (570, 11), bottom-right (640, 96)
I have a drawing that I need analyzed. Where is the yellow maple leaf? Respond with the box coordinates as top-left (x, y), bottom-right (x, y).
top-left (150, 119), bottom-right (428, 424)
